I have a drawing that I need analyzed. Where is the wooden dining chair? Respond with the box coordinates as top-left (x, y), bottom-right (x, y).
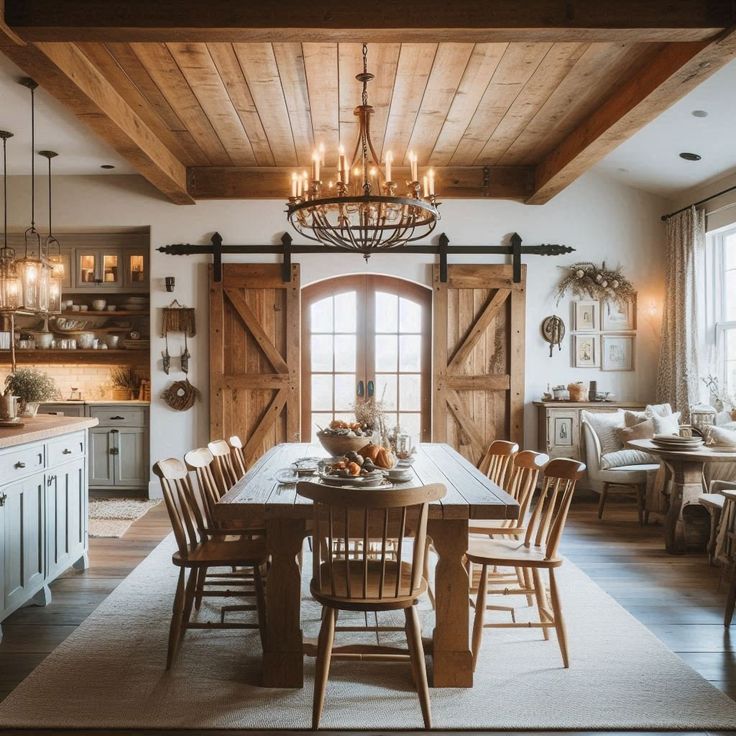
top-left (466, 457), bottom-right (586, 670)
top-left (228, 435), bottom-right (248, 478)
top-left (296, 481), bottom-right (446, 730)
top-left (208, 439), bottom-right (240, 495)
top-left (477, 440), bottom-right (519, 487)
top-left (466, 450), bottom-right (549, 614)
top-left (153, 458), bottom-right (268, 669)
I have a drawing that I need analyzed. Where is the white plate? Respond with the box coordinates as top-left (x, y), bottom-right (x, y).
top-left (708, 445), bottom-right (736, 453)
top-left (319, 477), bottom-right (394, 491)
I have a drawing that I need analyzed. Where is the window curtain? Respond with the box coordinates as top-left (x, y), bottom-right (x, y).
top-left (656, 206), bottom-right (706, 421)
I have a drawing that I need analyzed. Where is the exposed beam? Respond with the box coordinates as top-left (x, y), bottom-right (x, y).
top-left (528, 29), bottom-right (736, 204)
top-left (5, 0), bottom-right (733, 43)
top-left (188, 166), bottom-right (533, 200)
top-left (0, 38), bottom-right (193, 204)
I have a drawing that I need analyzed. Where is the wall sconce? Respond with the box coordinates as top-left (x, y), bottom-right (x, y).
top-left (165, 276), bottom-right (175, 292)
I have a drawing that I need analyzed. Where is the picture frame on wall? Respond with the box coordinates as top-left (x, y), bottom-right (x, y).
top-left (601, 298), bottom-right (637, 331)
top-left (573, 334), bottom-right (599, 368)
top-left (573, 300), bottom-right (599, 332)
top-left (602, 334), bottom-right (635, 371)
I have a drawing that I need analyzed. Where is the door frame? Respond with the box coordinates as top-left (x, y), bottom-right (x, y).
top-left (301, 274), bottom-right (432, 442)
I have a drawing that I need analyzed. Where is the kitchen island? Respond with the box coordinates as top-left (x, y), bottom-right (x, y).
top-left (0, 415), bottom-right (99, 639)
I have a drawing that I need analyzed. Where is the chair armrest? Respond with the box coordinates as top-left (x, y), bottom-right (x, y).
top-left (711, 480), bottom-right (736, 494)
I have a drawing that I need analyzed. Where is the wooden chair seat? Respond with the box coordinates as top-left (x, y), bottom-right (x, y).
top-left (466, 538), bottom-right (562, 569)
top-left (311, 560), bottom-right (427, 611)
top-left (172, 538), bottom-right (268, 568)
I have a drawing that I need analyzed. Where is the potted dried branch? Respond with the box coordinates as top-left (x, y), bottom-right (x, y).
top-left (110, 367), bottom-right (142, 401)
top-left (4, 369), bottom-right (59, 416)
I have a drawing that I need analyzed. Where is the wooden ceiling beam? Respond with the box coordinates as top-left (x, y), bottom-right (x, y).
top-left (0, 37), bottom-right (194, 204)
top-left (5, 0), bottom-right (733, 43)
top-left (527, 28), bottom-right (736, 204)
top-left (188, 166), bottom-right (534, 201)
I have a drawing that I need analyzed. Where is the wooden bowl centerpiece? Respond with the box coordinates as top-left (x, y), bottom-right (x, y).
top-left (316, 419), bottom-right (371, 457)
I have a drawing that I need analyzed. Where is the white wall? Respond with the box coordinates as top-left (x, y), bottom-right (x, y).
top-left (4, 171), bottom-right (668, 495)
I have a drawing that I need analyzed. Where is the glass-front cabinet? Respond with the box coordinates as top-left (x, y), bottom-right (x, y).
top-left (75, 248), bottom-right (123, 289)
top-left (124, 251), bottom-right (148, 289)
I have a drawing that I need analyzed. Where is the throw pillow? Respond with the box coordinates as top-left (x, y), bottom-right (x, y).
top-left (646, 403), bottom-right (673, 418)
top-left (652, 411), bottom-right (681, 436)
top-left (600, 449), bottom-right (659, 469)
top-left (617, 418), bottom-right (655, 444)
top-left (624, 410), bottom-right (648, 427)
top-left (581, 409), bottom-right (625, 456)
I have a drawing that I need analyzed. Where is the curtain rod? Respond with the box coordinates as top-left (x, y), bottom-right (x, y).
top-left (661, 182), bottom-right (736, 221)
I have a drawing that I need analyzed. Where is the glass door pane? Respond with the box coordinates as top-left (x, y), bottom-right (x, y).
top-left (78, 252), bottom-right (97, 284)
top-left (307, 290), bottom-right (361, 440)
top-left (102, 254), bottom-right (120, 285)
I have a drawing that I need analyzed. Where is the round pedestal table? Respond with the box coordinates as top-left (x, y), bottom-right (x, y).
top-left (626, 439), bottom-right (736, 554)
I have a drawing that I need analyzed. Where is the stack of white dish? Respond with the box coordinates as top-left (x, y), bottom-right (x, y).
top-left (651, 434), bottom-right (704, 451)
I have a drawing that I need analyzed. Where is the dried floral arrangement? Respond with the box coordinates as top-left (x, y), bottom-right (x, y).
top-left (702, 374), bottom-right (735, 411)
top-left (352, 394), bottom-right (386, 432)
top-left (556, 261), bottom-right (636, 305)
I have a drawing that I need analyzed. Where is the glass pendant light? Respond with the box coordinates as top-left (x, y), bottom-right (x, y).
top-left (0, 130), bottom-right (20, 313)
top-left (17, 78), bottom-right (49, 314)
top-left (40, 150), bottom-right (62, 314)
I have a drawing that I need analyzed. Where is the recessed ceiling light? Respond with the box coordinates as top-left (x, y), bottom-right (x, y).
top-left (679, 152), bottom-right (702, 161)
top-left (691, 110), bottom-right (708, 117)
top-left (617, 167), bottom-right (629, 173)
top-left (100, 164), bottom-right (115, 169)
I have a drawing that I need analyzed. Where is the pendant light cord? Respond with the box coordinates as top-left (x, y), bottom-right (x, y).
top-left (30, 84), bottom-right (35, 235)
top-left (2, 134), bottom-right (7, 249)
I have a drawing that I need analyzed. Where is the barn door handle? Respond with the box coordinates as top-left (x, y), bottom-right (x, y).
top-left (367, 380), bottom-right (374, 398)
top-left (356, 380), bottom-right (364, 398)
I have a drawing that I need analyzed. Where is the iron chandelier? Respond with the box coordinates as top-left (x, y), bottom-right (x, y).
top-left (286, 44), bottom-right (440, 256)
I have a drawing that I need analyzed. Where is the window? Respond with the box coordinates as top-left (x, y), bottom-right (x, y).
top-left (709, 226), bottom-right (736, 398)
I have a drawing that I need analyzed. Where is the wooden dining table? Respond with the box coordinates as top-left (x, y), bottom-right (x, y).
top-left (214, 441), bottom-right (519, 689)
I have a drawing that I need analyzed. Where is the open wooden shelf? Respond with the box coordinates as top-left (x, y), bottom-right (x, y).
top-left (1, 349), bottom-right (149, 365)
top-left (60, 310), bottom-right (148, 317)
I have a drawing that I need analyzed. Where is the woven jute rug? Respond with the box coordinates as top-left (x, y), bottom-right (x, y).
top-left (1, 534), bottom-right (735, 730)
top-left (88, 497), bottom-right (161, 538)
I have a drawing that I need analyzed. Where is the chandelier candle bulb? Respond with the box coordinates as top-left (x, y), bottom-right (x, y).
top-left (423, 175), bottom-right (429, 197)
top-left (428, 170), bottom-right (435, 196)
top-left (318, 142), bottom-right (325, 165)
top-left (312, 153), bottom-right (320, 182)
top-left (291, 172), bottom-right (297, 198)
top-left (409, 151), bottom-right (418, 182)
top-left (385, 151), bottom-right (392, 182)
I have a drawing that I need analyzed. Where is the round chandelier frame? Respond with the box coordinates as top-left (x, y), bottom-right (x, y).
top-left (286, 44), bottom-right (440, 256)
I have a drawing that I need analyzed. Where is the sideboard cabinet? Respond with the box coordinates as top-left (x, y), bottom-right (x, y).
top-left (534, 401), bottom-right (646, 461)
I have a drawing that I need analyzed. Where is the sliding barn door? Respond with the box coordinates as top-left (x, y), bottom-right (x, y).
top-left (433, 264), bottom-right (525, 464)
top-left (210, 264), bottom-right (300, 466)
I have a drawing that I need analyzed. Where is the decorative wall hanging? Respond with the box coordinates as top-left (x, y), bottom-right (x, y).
top-left (541, 315), bottom-right (565, 357)
top-left (161, 299), bottom-right (196, 337)
top-left (556, 261), bottom-right (636, 305)
top-left (162, 379), bottom-right (198, 411)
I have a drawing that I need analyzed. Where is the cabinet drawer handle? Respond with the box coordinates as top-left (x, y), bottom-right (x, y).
top-left (14, 461), bottom-right (26, 469)
top-left (110, 447), bottom-right (119, 455)
top-left (0, 493), bottom-right (5, 507)
top-left (110, 415), bottom-right (125, 420)
top-left (62, 448), bottom-right (73, 455)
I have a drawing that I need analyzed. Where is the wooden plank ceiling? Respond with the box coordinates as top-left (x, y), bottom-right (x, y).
top-left (2, 2), bottom-right (736, 205)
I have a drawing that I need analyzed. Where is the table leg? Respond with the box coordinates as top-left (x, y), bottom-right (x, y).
top-left (263, 517), bottom-right (306, 687)
top-left (663, 459), bottom-right (709, 554)
top-left (428, 518), bottom-right (473, 687)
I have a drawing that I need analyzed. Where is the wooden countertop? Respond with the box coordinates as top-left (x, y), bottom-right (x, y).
top-left (42, 400), bottom-right (150, 406)
top-left (533, 401), bottom-right (644, 407)
top-left (0, 415), bottom-right (99, 449)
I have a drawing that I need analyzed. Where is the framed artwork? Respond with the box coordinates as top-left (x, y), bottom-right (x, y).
top-left (601, 298), bottom-right (636, 331)
top-left (573, 335), bottom-right (599, 368)
top-left (573, 300), bottom-right (599, 332)
top-left (602, 334), bottom-right (635, 371)
top-left (553, 416), bottom-right (574, 447)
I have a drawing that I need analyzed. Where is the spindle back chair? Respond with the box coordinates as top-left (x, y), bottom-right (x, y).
top-left (477, 440), bottom-right (519, 487)
top-left (153, 459), bottom-right (268, 669)
top-left (228, 435), bottom-right (248, 478)
top-left (466, 458), bottom-right (586, 670)
top-left (296, 481), bottom-right (445, 729)
top-left (208, 439), bottom-right (240, 494)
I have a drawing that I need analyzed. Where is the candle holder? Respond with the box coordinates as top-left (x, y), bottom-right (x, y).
top-left (408, 180), bottom-right (421, 198)
top-left (383, 181), bottom-right (397, 196)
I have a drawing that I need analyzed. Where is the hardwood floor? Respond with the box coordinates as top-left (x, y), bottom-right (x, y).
top-left (0, 494), bottom-right (734, 735)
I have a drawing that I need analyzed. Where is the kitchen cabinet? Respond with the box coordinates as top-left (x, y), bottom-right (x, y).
top-left (88, 405), bottom-right (149, 492)
top-left (46, 458), bottom-right (86, 581)
top-left (123, 250), bottom-right (148, 290)
top-left (74, 248), bottom-right (124, 290)
top-left (0, 416), bottom-right (95, 637)
top-left (89, 427), bottom-right (115, 487)
top-left (2, 471), bottom-right (46, 614)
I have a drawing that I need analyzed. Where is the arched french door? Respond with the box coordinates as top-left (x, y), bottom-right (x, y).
top-left (301, 275), bottom-right (432, 443)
